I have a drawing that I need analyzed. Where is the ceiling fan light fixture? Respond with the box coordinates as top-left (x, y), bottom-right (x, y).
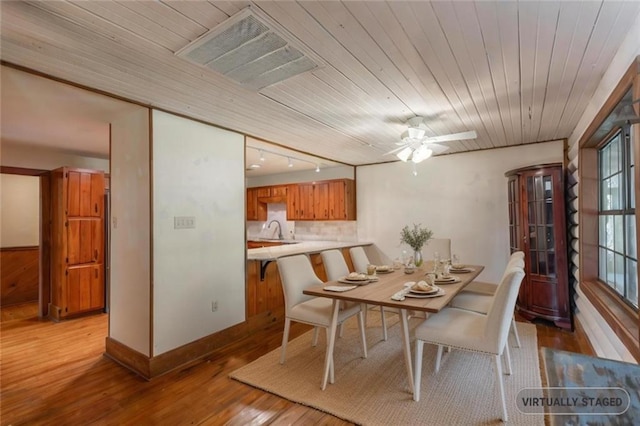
top-left (396, 146), bottom-right (413, 162)
top-left (411, 145), bottom-right (433, 163)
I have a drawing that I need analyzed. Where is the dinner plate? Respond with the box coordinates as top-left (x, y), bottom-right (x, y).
top-left (342, 275), bottom-right (369, 282)
top-left (376, 268), bottom-right (394, 274)
top-left (338, 278), bottom-right (371, 285)
top-left (450, 267), bottom-right (474, 274)
top-left (434, 276), bottom-right (461, 284)
top-left (409, 286), bottom-right (440, 295)
top-left (405, 289), bottom-right (445, 298)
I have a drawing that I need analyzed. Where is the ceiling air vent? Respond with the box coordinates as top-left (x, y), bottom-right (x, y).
top-left (176, 7), bottom-right (320, 91)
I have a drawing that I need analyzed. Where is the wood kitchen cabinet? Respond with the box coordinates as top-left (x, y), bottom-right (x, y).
top-left (246, 187), bottom-right (270, 221)
top-left (270, 185), bottom-right (287, 197)
top-left (286, 182), bottom-right (319, 220)
top-left (313, 182), bottom-right (330, 220)
top-left (245, 247), bottom-right (355, 319)
top-left (329, 179), bottom-right (356, 220)
top-left (298, 183), bottom-right (315, 220)
top-left (506, 164), bottom-right (571, 329)
top-left (50, 167), bottom-right (105, 320)
top-left (247, 186), bottom-right (288, 221)
top-left (251, 179), bottom-right (356, 221)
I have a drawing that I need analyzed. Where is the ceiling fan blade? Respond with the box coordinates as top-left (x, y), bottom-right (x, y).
top-left (425, 143), bottom-right (450, 155)
top-left (424, 130), bottom-right (477, 144)
top-left (384, 145), bottom-right (409, 155)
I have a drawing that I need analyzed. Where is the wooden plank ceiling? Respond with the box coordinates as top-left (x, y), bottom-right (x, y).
top-left (1, 1), bottom-right (638, 166)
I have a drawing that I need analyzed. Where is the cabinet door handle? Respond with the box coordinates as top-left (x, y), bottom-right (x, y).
top-left (95, 269), bottom-right (98, 278)
top-left (95, 203), bottom-right (98, 213)
top-left (94, 249), bottom-right (98, 260)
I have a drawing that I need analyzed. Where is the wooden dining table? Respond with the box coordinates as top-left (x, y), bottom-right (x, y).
top-left (303, 262), bottom-right (484, 392)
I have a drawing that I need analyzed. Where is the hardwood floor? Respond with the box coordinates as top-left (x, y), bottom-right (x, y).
top-left (1, 303), bottom-right (593, 425)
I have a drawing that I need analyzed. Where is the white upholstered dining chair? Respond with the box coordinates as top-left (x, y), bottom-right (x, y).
top-left (321, 249), bottom-right (351, 282)
top-left (422, 238), bottom-right (451, 262)
top-left (348, 246), bottom-right (391, 340)
top-left (321, 249), bottom-right (372, 338)
top-left (277, 254), bottom-right (368, 365)
top-left (450, 251), bottom-right (525, 347)
top-left (348, 246), bottom-right (370, 274)
top-left (413, 268), bottom-right (526, 422)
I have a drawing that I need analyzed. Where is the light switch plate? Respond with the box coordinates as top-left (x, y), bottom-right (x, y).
top-left (174, 216), bottom-right (196, 229)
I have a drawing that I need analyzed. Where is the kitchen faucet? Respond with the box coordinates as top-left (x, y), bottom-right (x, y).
top-left (267, 219), bottom-right (283, 240)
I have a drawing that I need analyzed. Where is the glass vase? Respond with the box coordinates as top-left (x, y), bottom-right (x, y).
top-left (414, 250), bottom-right (423, 267)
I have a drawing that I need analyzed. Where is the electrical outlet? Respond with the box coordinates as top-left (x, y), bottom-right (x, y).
top-left (211, 300), bottom-right (218, 312)
top-left (174, 216), bottom-right (196, 229)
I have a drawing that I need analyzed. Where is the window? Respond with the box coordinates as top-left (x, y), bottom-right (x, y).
top-left (598, 126), bottom-right (637, 308)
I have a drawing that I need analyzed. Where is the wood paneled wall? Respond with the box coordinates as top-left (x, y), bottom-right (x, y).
top-left (1, 247), bottom-right (39, 306)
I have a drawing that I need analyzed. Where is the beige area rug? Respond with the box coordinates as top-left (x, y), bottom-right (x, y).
top-left (230, 312), bottom-right (544, 425)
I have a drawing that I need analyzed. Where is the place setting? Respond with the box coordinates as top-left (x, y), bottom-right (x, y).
top-left (392, 277), bottom-right (446, 300)
top-left (404, 279), bottom-right (445, 299)
top-left (449, 254), bottom-right (476, 274)
top-left (338, 272), bottom-right (378, 285)
top-left (432, 274), bottom-right (461, 285)
top-left (374, 264), bottom-right (395, 274)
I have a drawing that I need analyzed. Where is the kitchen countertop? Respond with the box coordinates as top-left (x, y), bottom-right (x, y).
top-left (247, 240), bottom-right (373, 261)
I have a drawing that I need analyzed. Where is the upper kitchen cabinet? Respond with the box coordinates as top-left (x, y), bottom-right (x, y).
top-left (288, 179), bottom-right (355, 221)
top-left (246, 187), bottom-right (266, 221)
top-left (295, 183), bottom-right (315, 220)
top-left (329, 179), bottom-right (356, 220)
top-left (249, 179), bottom-right (356, 221)
top-left (247, 185), bottom-right (290, 221)
top-left (50, 167), bottom-right (106, 320)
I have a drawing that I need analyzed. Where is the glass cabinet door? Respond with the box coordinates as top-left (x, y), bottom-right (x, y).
top-left (525, 173), bottom-right (557, 279)
top-left (507, 175), bottom-right (521, 253)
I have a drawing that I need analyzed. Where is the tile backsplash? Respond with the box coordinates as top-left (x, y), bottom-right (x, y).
top-left (247, 204), bottom-right (358, 242)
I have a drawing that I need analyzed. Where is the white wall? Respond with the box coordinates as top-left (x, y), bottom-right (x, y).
top-left (0, 141), bottom-right (109, 171)
top-left (0, 174), bottom-right (39, 247)
top-left (109, 108), bottom-right (151, 356)
top-left (357, 141), bottom-right (563, 283)
top-left (566, 12), bottom-right (640, 362)
top-left (152, 110), bottom-right (245, 356)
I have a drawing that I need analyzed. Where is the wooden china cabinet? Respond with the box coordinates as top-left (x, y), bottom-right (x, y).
top-left (506, 163), bottom-right (571, 329)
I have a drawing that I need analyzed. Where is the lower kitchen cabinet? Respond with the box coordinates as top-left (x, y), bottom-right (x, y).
top-left (246, 248), bottom-right (355, 318)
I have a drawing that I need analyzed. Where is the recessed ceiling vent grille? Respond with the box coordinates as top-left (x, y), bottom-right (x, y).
top-left (176, 7), bottom-right (320, 91)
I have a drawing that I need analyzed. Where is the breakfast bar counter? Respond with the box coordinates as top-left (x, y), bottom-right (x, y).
top-left (246, 240), bottom-right (373, 321)
top-left (247, 240), bottom-right (373, 261)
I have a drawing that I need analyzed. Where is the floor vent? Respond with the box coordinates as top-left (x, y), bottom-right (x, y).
top-left (176, 7), bottom-right (320, 91)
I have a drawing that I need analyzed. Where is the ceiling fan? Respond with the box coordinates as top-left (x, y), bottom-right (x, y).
top-left (386, 116), bottom-right (477, 163)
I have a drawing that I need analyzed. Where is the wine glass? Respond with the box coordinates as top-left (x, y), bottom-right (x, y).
top-left (433, 252), bottom-right (440, 273)
top-left (452, 254), bottom-right (461, 268)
